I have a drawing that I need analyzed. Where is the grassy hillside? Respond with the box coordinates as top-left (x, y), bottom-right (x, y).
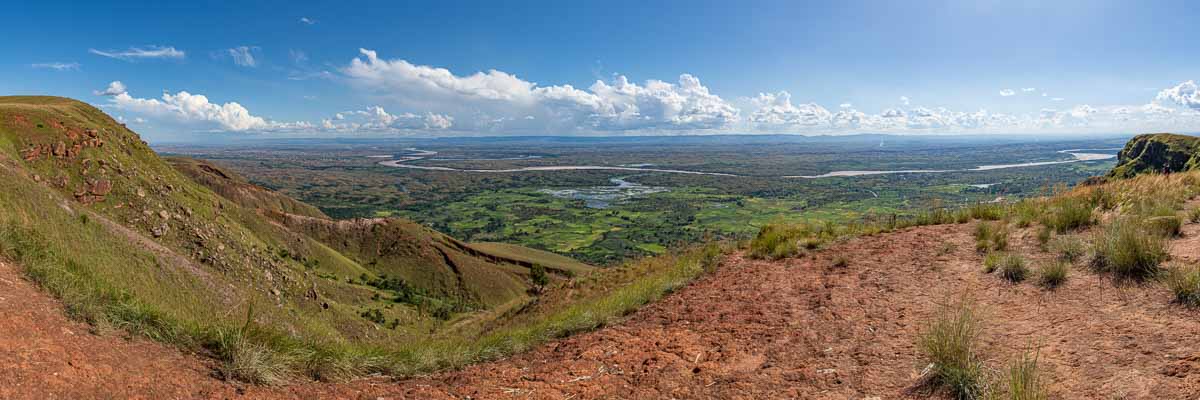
top-left (167, 157), bottom-right (329, 218)
top-left (0, 96), bottom-right (698, 383)
top-left (1108, 133), bottom-right (1200, 178)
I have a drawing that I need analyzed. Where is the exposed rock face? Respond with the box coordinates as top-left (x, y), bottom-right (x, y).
top-left (1108, 133), bottom-right (1200, 179)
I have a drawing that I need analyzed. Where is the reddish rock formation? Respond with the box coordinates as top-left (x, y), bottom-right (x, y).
top-left (90, 179), bottom-right (113, 196)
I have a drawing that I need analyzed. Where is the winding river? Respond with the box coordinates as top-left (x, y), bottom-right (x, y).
top-left (378, 148), bottom-right (1118, 179)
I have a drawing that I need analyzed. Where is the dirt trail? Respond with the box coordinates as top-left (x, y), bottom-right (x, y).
top-left (4, 223), bottom-right (1200, 399)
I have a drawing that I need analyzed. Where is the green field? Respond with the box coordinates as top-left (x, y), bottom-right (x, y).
top-left (165, 135), bottom-right (1124, 264)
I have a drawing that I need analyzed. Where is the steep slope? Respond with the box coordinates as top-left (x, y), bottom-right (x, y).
top-left (1107, 133), bottom-right (1200, 178)
top-left (0, 96), bottom-right (593, 381)
top-left (167, 157), bottom-right (328, 219)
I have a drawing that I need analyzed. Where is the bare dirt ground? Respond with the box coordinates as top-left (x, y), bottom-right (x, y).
top-left (3, 222), bottom-right (1200, 399)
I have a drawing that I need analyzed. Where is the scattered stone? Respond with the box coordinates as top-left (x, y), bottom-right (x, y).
top-left (151, 224), bottom-right (168, 238)
top-left (136, 188), bottom-right (146, 198)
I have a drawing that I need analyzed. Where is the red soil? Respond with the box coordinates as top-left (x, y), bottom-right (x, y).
top-left (3, 222), bottom-right (1200, 399)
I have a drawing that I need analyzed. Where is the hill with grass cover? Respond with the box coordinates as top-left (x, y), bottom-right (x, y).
top-left (0, 96), bottom-right (608, 382)
top-left (1107, 133), bottom-right (1200, 178)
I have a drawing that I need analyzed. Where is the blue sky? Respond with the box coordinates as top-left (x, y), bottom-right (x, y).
top-left (5, 0), bottom-right (1200, 141)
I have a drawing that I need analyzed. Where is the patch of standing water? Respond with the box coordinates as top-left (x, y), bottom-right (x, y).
top-left (540, 177), bottom-right (669, 209)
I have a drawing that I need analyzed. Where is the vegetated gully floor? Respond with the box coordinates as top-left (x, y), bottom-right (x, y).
top-left (4, 221), bottom-right (1200, 399)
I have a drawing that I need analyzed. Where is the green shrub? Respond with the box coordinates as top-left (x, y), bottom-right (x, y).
top-left (1165, 264), bottom-right (1200, 307)
top-left (1037, 261), bottom-right (1068, 288)
top-left (1000, 254), bottom-right (1029, 283)
top-left (1090, 218), bottom-right (1169, 280)
top-left (1001, 350), bottom-right (1048, 400)
top-left (917, 296), bottom-right (986, 400)
top-left (1145, 215), bottom-right (1182, 238)
top-left (530, 264), bottom-right (550, 287)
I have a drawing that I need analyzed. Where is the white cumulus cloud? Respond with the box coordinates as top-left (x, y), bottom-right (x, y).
top-left (1156, 80), bottom-right (1200, 110)
top-left (342, 49), bottom-right (739, 132)
top-left (98, 82), bottom-right (269, 131)
top-left (999, 89), bottom-right (1016, 97)
top-left (93, 81), bottom-right (127, 96)
top-left (320, 106), bottom-right (454, 132)
top-left (749, 91), bottom-right (830, 127)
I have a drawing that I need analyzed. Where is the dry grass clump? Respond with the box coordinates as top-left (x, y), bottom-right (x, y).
top-left (1165, 263), bottom-right (1200, 307)
top-left (1089, 217), bottom-right (1169, 280)
top-left (974, 222), bottom-right (1009, 253)
top-left (1048, 236), bottom-right (1086, 263)
top-left (1035, 227), bottom-right (1052, 251)
top-left (917, 296), bottom-right (987, 399)
top-left (831, 255), bottom-right (849, 268)
top-left (1187, 207), bottom-right (1200, 223)
top-left (1144, 215), bottom-right (1182, 238)
top-left (1037, 261), bottom-right (1069, 289)
top-left (748, 224), bottom-right (804, 260)
top-left (999, 253), bottom-right (1029, 283)
top-left (983, 252), bottom-right (1004, 273)
top-left (1039, 196), bottom-right (1094, 233)
top-left (999, 350), bottom-right (1048, 400)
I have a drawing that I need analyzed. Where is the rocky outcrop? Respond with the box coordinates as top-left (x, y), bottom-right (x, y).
top-left (1107, 133), bottom-right (1200, 179)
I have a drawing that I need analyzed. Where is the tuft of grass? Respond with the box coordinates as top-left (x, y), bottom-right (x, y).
top-left (212, 328), bottom-right (296, 385)
top-left (831, 255), bottom-right (849, 268)
top-left (983, 252), bottom-right (1004, 274)
top-left (1040, 196), bottom-right (1094, 233)
top-left (1165, 263), bottom-right (1200, 307)
top-left (937, 242), bottom-right (958, 256)
top-left (1090, 218), bottom-right (1169, 280)
top-left (974, 222), bottom-right (1009, 253)
top-left (917, 295), bottom-right (987, 400)
top-left (1035, 227), bottom-right (1052, 251)
top-left (1144, 215), bottom-right (1182, 238)
top-left (1049, 236), bottom-right (1086, 263)
top-left (999, 253), bottom-right (1029, 283)
top-left (1000, 350), bottom-right (1048, 400)
top-left (1187, 207), bottom-right (1200, 223)
top-left (1037, 261), bottom-right (1069, 289)
top-left (748, 224), bottom-right (803, 260)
